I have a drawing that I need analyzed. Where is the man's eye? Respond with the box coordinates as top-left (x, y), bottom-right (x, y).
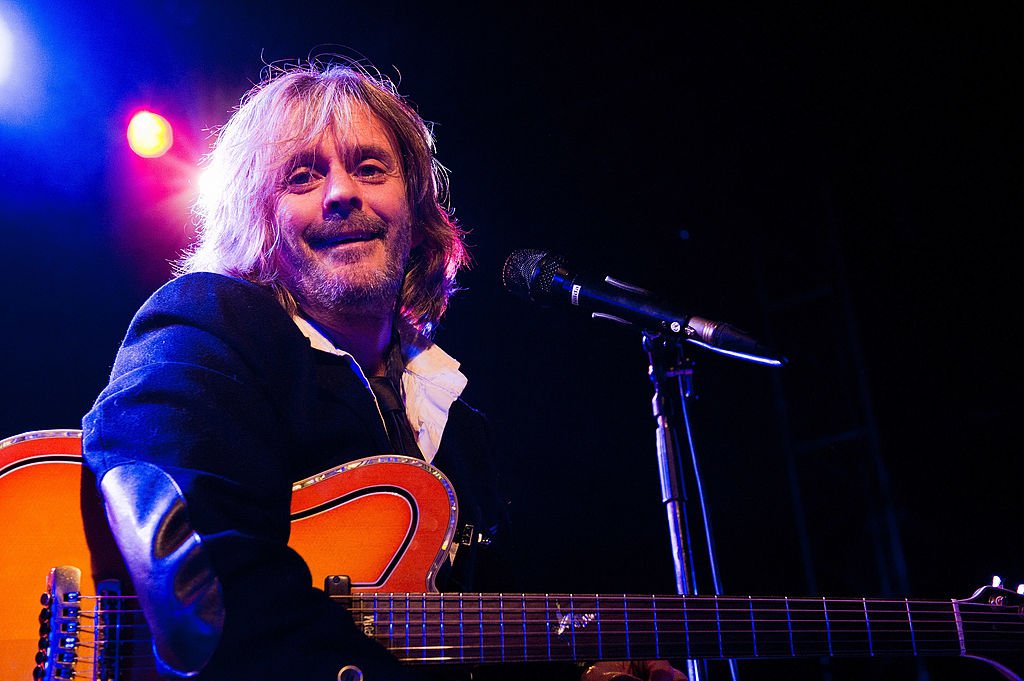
top-left (287, 168), bottom-right (318, 185)
top-left (356, 162), bottom-right (386, 178)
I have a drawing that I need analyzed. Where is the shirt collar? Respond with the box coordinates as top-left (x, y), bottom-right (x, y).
top-left (291, 314), bottom-right (468, 463)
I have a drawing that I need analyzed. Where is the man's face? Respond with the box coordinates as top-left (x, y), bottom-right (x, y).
top-left (273, 105), bottom-right (414, 319)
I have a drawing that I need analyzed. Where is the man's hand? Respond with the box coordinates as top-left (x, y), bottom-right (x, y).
top-left (582, 660), bottom-right (687, 681)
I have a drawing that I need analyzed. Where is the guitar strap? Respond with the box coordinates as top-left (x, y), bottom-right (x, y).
top-left (368, 340), bottom-right (424, 460)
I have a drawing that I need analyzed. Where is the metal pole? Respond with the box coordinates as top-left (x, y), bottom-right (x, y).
top-left (644, 332), bottom-right (738, 681)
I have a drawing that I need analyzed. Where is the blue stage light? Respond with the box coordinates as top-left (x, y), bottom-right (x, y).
top-left (0, 11), bottom-right (14, 86)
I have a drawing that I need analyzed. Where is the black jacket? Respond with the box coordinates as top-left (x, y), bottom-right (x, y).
top-left (83, 272), bottom-right (512, 680)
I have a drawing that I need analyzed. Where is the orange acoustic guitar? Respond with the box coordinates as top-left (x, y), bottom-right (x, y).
top-left (2, 430), bottom-right (1023, 681)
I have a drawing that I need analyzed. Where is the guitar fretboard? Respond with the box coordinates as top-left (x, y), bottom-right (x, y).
top-left (342, 593), bottom-right (1023, 665)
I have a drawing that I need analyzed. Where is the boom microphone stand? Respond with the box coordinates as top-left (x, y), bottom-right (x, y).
top-left (500, 250), bottom-right (785, 680)
top-left (642, 323), bottom-right (784, 681)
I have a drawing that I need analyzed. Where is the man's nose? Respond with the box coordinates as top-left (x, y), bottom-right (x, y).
top-left (322, 171), bottom-right (361, 216)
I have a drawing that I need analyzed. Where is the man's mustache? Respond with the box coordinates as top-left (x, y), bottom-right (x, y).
top-left (304, 213), bottom-right (388, 247)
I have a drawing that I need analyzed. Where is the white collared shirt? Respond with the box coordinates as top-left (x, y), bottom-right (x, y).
top-left (291, 315), bottom-right (468, 463)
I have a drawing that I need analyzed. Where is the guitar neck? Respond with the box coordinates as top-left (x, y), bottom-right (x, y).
top-left (345, 593), bottom-right (1012, 665)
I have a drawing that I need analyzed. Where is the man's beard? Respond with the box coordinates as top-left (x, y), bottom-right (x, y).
top-left (281, 213), bottom-right (412, 319)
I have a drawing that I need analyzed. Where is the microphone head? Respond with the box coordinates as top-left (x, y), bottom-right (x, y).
top-left (501, 249), bottom-right (566, 302)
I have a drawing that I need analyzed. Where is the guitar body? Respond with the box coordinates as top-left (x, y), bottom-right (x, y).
top-left (0, 430), bottom-right (458, 680)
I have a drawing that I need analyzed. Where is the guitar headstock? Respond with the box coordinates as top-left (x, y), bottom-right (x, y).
top-left (954, 576), bottom-right (1024, 681)
top-left (960, 575), bottom-right (1024, 610)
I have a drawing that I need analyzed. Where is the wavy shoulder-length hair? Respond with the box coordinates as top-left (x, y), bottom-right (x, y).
top-left (179, 59), bottom-right (469, 335)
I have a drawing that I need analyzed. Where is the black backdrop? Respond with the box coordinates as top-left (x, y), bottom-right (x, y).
top-left (1, 4), bottom-right (1019, 680)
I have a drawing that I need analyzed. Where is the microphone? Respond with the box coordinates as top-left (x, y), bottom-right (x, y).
top-left (501, 249), bottom-right (786, 366)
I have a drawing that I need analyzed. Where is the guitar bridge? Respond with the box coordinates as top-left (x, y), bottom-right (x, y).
top-left (37, 566), bottom-right (82, 681)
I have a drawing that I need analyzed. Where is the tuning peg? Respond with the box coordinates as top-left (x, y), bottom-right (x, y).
top-left (992, 575), bottom-right (1003, 588)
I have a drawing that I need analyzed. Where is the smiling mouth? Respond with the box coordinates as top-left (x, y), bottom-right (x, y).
top-left (308, 231), bottom-right (382, 249)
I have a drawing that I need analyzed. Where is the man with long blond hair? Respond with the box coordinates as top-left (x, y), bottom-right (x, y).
top-left (84, 58), bottom-right (683, 681)
top-left (83, 59), bottom-right (494, 680)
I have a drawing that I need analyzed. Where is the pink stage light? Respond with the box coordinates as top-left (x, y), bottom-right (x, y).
top-left (127, 110), bottom-right (173, 158)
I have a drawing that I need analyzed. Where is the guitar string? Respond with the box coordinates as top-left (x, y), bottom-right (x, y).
top-left (76, 615), bottom-right (1024, 636)
top-left (71, 611), bottom-right (1024, 647)
top-left (79, 599), bottom-right (1024, 630)
top-left (83, 592), bottom-right (1024, 613)
top-left (61, 620), bottom-right (1024, 669)
top-left (78, 616), bottom-right (1020, 629)
top-left (66, 638), bottom-right (1024, 671)
top-left (81, 593), bottom-right (1018, 605)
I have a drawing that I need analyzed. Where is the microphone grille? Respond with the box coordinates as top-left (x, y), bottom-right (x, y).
top-left (501, 249), bottom-right (545, 299)
top-left (531, 251), bottom-right (566, 298)
top-left (501, 249), bottom-right (566, 302)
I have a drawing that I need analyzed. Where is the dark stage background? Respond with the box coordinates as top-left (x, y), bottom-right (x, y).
top-left (1, 4), bottom-right (1019, 680)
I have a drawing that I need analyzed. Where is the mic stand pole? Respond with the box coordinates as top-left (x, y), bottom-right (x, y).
top-left (643, 330), bottom-right (737, 681)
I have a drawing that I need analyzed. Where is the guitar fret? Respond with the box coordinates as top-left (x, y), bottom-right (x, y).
top-left (785, 597), bottom-right (794, 657)
top-left (458, 593), bottom-right (465, 663)
top-left (715, 596), bottom-right (723, 658)
top-left (405, 593), bottom-right (411, 656)
top-left (545, 594), bottom-right (552, 660)
top-left (421, 593), bottom-right (428, 661)
top-left (863, 598), bottom-right (873, 656)
top-left (952, 598), bottom-right (965, 656)
top-left (652, 595), bottom-right (660, 659)
top-left (475, 593), bottom-right (483, 659)
top-left (749, 597), bottom-right (757, 657)
top-left (906, 599), bottom-right (917, 656)
top-left (437, 593), bottom-right (444, 656)
top-left (823, 597), bottom-right (833, 656)
top-left (521, 594), bottom-right (528, 662)
top-left (477, 593), bottom-right (485, 662)
top-left (683, 596), bottom-right (691, 659)
top-left (623, 595), bottom-right (631, 660)
top-left (569, 594), bottom-right (577, 660)
top-left (499, 595), bottom-right (506, 662)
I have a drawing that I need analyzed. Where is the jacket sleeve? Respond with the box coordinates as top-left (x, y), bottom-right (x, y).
top-left (82, 273), bottom-right (419, 680)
